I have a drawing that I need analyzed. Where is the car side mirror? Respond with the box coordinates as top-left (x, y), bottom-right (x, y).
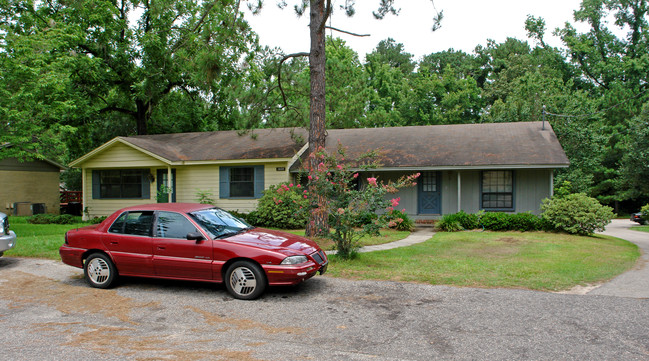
top-left (186, 232), bottom-right (204, 242)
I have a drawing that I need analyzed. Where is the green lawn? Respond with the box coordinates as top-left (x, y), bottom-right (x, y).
top-left (6, 217), bottom-right (89, 259)
top-left (5, 219), bottom-right (409, 259)
top-left (327, 231), bottom-right (640, 292)
top-left (276, 228), bottom-right (410, 250)
top-left (630, 225), bottom-right (649, 232)
top-left (6, 218), bottom-right (640, 292)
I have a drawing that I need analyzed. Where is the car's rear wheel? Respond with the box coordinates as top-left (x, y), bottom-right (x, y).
top-left (84, 253), bottom-right (117, 289)
top-left (225, 260), bottom-right (266, 300)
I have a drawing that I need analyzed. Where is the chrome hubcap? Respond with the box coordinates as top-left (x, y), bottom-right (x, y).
top-left (87, 258), bottom-right (110, 285)
top-left (229, 267), bottom-right (257, 296)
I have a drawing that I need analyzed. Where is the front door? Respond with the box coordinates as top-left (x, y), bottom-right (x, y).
top-left (418, 171), bottom-right (441, 214)
top-left (157, 169), bottom-right (176, 203)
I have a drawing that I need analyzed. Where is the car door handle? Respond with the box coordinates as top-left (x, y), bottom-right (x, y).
top-left (110, 241), bottom-right (119, 245)
top-left (157, 246), bottom-right (165, 250)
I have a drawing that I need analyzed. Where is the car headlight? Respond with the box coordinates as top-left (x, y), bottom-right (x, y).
top-left (280, 255), bottom-right (308, 265)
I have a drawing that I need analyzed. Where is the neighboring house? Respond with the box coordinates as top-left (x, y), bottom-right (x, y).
top-left (70, 121), bottom-right (569, 220)
top-left (0, 149), bottom-right (66, 215)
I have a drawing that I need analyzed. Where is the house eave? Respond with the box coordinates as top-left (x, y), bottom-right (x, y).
top-left (290, 164), bottom-right (570, 173)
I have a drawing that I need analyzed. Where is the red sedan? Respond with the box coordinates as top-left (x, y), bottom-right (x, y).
top-left (60, 203), bottom-right (327, 300)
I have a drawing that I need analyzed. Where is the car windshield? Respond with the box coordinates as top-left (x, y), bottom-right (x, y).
top-left (189, 208), bottom-right (252, 239)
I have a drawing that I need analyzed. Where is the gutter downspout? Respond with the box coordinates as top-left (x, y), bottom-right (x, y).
top-left (457, 171), bottom-right (461, 213)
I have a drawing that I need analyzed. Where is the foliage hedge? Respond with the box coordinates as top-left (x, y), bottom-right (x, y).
top-left (436, 211), bottom-right (543, 232)
top-left (436, 193), bottom-right (613, 235)
top-left (27, 214), bottom-right (81, 224)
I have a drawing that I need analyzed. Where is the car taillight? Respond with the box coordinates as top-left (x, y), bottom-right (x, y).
top-left (64, 232), bottom-right (68, 244)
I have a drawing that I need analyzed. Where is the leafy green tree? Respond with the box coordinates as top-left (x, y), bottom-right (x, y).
top-left (554, 0), bottom-right (649, 205)
top-left (0, 0), bottom-right (258, 165)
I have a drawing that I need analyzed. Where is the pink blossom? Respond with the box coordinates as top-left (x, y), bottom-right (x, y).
top-left (367, 177), bottom-right (377, 187)
top-left (289, 183), bottom-right (294, 187)
top-left (390, 197), bottom-right (401, 207)
top-left (304, 195), bottom-right (308, 199)
top-left (353, 173), bottom-right (359, 179)
top-left (337, 208), bottom-right (345, 214)
top-left (308, 175), bottom-right (312, 180)
top-left (297, 184), bottom-right (301, 188)
top-left (336, 165), bottom-right (343, 170)
top-left (402, 209), bottom-right (406, 213)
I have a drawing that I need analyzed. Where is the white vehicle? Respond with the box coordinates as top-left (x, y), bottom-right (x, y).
top-left (0, 212), bottom-right (16, 257)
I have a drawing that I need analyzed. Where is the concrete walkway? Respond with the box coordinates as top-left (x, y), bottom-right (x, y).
top-left (587, 219), bottom-right (649, 298)
top-left (325, 227), bottom-right (435, 255)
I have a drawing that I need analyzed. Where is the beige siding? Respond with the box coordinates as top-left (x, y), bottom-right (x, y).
top-left (0, 170), bottom-right (60, 215)
top-left (83, 143), bottom-right (167, 168)
top-left (174, 165), bottom-right (218, 203)
top-left (83, 161), bottom-right (292, 217)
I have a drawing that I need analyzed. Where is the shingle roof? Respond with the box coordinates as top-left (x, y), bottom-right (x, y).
top-left (122, 128), bottom-right (308, 161)
top-left (292, 121), bottom-right (569, 171)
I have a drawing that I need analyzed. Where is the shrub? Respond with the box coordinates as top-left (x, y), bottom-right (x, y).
top-left (541, 193), bottom-right (614, 235)
top-left (383, 209), bottom-right (415, 231)
top-left (27, 214), bottom-right (80, 224)
top-left (89, 216), bottom-right (108, 224)
top-left (480, 212), bottom-right (512, 231)
top-left (509, 212), bottom-right (541, 232)
top-left (436, 211), bottom-right (541, 232)
top-left (255, 182), bottom-right (309, 229)
top-left (435, 215), bottom-right (463, 232)
top-left (228, 210), bottom-right (259, 226)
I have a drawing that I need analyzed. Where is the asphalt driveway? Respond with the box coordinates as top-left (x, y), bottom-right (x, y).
top-left (590, 219), bottom-right (649, 298)
top-left (0, 221), bottom-right (648, 360)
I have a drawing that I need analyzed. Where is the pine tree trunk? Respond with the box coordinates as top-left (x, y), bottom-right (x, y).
top-left (305, 0), bottom-right (329, 237)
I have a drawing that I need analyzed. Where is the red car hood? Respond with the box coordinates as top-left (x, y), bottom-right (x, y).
top-left (225, 228), bottom-right (319, 256)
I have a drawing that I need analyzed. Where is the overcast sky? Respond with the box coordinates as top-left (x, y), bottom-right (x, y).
top-left (244, 0), bottom-right (587, 61)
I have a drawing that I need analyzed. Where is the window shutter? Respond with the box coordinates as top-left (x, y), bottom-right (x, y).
top-left (92, 171), bottom-right (101, 199)
top-left (219, 167), bottom-right (230, 198)
top-left (254, 165), bottom-right (265, 198)
top-left (141, 171), bottom-right (150, 199)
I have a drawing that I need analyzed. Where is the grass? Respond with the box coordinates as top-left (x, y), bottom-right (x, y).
top-left (270, 228), bottom-right (410, 250)
top-left (5, 218), bottom-right (409, 259)
top-left (630, 225), bottom-right (649, 233)
top-left (6, 218), bottom-right (640, 292)
top-left (326, 231), bottom-right (640, 292)
top-left (5, 217), bottom-right (90, 259)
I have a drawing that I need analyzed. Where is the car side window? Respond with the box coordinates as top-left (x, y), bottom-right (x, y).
top-left (108, 211), bottom-right (154, 236)
top-left (155, 211), bottom-right (198, 239)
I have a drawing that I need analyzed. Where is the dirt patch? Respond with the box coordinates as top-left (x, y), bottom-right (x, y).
top-left (496, 237), bottom-right (521, 244)
top-left (0, 271), bottom-right (157, 324)
top-left (188, 306), bottom-right (305, 335)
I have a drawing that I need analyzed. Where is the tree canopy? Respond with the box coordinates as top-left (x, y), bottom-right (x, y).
top-left (2, 0), bottom-right (648, 211)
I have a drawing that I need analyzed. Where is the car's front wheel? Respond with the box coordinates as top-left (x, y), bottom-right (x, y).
top-left (225, 260), bottom-right (267, 300)
top-left (84, 253), bottom-right (117, 289)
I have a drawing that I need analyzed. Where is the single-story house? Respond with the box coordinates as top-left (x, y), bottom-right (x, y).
top-left (70, 121), bottom-right (569, 220)
top-left (0, 145), bottom-right (66, 215)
